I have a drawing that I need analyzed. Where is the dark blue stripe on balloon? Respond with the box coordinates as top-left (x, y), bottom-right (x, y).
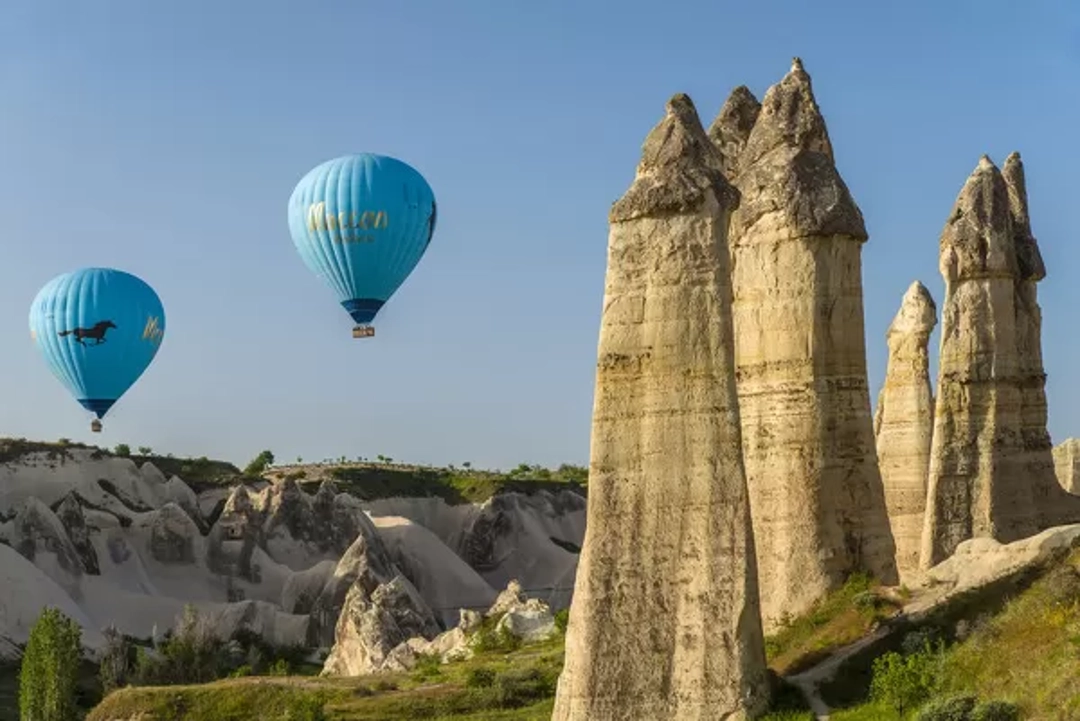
top-left (341, 298), bottom-right (385, 325)
top-left (78, 398), bottom-right (116, 419)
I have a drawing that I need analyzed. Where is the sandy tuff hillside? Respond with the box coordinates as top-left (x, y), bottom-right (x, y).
top-left (0, 441), bottom-right (586, 656)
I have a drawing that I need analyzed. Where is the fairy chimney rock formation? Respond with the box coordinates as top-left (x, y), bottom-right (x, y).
top-left (874, 281), bottom-right (937, 583)
top-left (1001, 152), bottom-right (1076, 526)
top-left (724, 58), bottom-right (898, 628)
top-left (1053, 439), bottom-right (1080, 494)
top-left (707, 85), bottom-right (761, 179)
top-left (919, 153), bottom-right (1077, 568)
top-left (551, 93), bottom-right (768, 721)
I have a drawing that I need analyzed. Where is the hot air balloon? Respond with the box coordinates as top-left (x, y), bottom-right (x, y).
top-left (287, 153), bottom-right (437, 338)
top-left (29, 268), bottom-right (166, 433)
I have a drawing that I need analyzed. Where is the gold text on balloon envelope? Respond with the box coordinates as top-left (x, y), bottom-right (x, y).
top-left (306, 202), bottom-right (387, 242)
top-left (142, 316), bottom-right (164, 345)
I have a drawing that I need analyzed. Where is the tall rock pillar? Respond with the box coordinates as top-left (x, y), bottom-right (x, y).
top-left (720, 59), bottom-right (899, 627)
top-left (874, 282), bottom-right (937, 584)
top-left (1003, 153), bottom-right (1075, 526)
top-left (921, 154), bottom-right (1080, 568)
top-left (551, 94), bottom-right (768, 721)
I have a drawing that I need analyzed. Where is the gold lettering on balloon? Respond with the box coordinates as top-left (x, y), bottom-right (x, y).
top-left (142, 316), bottom-right (164, 345)
top-left (305, 202), bottom-right (388, 239)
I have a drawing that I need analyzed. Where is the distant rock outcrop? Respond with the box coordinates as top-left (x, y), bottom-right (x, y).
top-left (53, 493), bottom-right (100, 575)
top-left (321, 572), bottom-right (439, 676)
top-left (722, 58), bottom-right (898, 626)
top-left (552, 93), bottom-right (768, 720)
top-left (874, 282), bottom-right (937, 583)
top-left (1053, 439), bottom-right (1080, 494)
top-left (921, 154), bottom-right (1080, 569)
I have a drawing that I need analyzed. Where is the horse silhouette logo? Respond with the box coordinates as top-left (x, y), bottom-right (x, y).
top-left (58, 320), bottom-right (117, 346)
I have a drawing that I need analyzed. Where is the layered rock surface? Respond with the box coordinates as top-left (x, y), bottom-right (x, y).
top-left (921, 155), bottom-right (1080, 569)
top-left (552, 94), bottom-right (768, 721)
top-left (719, 59), bottom-right (898, 626)
top-left (874, 282), bottom-right (937, 583)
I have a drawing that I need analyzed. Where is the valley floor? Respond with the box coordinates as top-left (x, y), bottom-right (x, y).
top-left (86, 544), bottom-right (1080, 720)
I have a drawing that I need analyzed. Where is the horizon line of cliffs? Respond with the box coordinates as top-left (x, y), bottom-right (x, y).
top-left (552, 57), bottom-right (1080, 720)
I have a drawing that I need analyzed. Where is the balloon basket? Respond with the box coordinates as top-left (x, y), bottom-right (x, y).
top-left (90, 420), bottom-right (102, 433)
top-left (352, 325), bottom-right (375, 339)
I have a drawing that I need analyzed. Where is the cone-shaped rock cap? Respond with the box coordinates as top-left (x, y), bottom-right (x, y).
top-left (739, 57), bottom-right (833, 170)
top-left (610, 93), bottom-right (738, 222)
top-left (940, 155), bottom-right (1018, 283)
top-left (707, 85), bottom-right (762, 178)
top-left (1002, 151), bottom-right (1045, 281)
top-left (887, 280), bottom-right (937, 341)
top-left (731, 58), bottom-right (866, 240)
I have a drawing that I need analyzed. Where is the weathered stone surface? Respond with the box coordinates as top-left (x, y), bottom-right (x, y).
top-left (320, 574), bottom-right (440, 677)
top-left (920, 154), bottom-right (1080, 569)
top-left (143, 503), bottom-right (200, 565)
top-left (552, 93), bottom-right (768, 721)
top-left (1053, 439), bottom-right (1080, 494)
top-left (707, 85), bottom-right (761, 179)
top-left (53, 493), bottom-right (100, 575)
top-left (1002, 153), bottom-right (1079, 527)
top-left (874, 282), bottom-right (937, 583)
top-left (725, 58), bottom-right (898, 627)
top-left (308, 512), bottom-right (402, 648)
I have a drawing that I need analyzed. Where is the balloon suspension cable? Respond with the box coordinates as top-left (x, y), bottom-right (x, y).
top-left (352, 325), bottom-right (375, 339)
top-left (91, 419), bottom-right (103, 433)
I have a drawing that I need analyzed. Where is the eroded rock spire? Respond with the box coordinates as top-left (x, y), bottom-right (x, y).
top-left (920, 153), bottom-right (1080, 568)
top-left (552, 93), bottom-right (768, 721)
top-left (726, 59), bottom-right (898, 628)
top-left (707, 85), bottom-right (761, 179)
top-left (874, 281), bottom-right (937, 583)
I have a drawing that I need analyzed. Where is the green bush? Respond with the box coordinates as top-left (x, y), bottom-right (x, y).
top-left (243, 450), bottom-right (275, 477)
top-left (971, 700), bottom-right (1021, 721)
top-left (916, 695), bottom-right (977, 721)
top-left (113, 444), bottom-right (131, 458)
top-left (870, 641), bottom-right (944, 718)
top-left (268, 658), bottom-right (290, 676)
top-left (282, 694), bottom-right (328, 721)
top-left (465, 666), bottom-right (496, 689)
top-left (19, 606), bottom-right (83, 721)
top-left (490, 667), bottom-right (556, 709)
top-left (472, 621), bottom-right (522, 654)
top-left (228, 664), bottom-right (252, 678)
top-left (410, 652), bottom-right (442, 682)
top-left (554, 609), bottom-right (570, 634)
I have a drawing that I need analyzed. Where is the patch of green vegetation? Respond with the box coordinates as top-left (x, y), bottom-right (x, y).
top-left (323, 464), bottom-right (586, 505)
top-left (830, 552), bottom-right (1080, 719)
top-left (765, 573), bottom-right (903, 675)
top-left (0, 438), bottom-right (84, 465)
top-left (133, 453), bottom-right (242, 491)
top-left (90, 637), bottom-right (566, 721)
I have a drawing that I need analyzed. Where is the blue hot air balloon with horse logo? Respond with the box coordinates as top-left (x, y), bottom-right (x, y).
top-left (29, 268), bottom-right (166, 433)
top-left (287, 153), bottom-right (437, 338)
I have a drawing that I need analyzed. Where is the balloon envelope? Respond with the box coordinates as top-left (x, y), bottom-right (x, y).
top-left (29, 268), bottom-right (166, 419)
top-left (287, 153), bottom-right (437, 326)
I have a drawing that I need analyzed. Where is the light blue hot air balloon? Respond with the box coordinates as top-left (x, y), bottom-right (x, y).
top-left (287, 153), bottom-right (437, 338)
top-left (29, 268), bottom-right (166, 433)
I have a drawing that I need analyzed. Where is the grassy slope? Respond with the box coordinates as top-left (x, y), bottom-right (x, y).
top-left (89, 638), bottom-right (564, 721)
top-left (830, 550), bottom-right (1080, 719)
top-left (764, 573), bottom-right (905, 676)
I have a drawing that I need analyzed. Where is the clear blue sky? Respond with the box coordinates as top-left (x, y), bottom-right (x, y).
top-left (0, 1), bottom-right (1077, 470)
